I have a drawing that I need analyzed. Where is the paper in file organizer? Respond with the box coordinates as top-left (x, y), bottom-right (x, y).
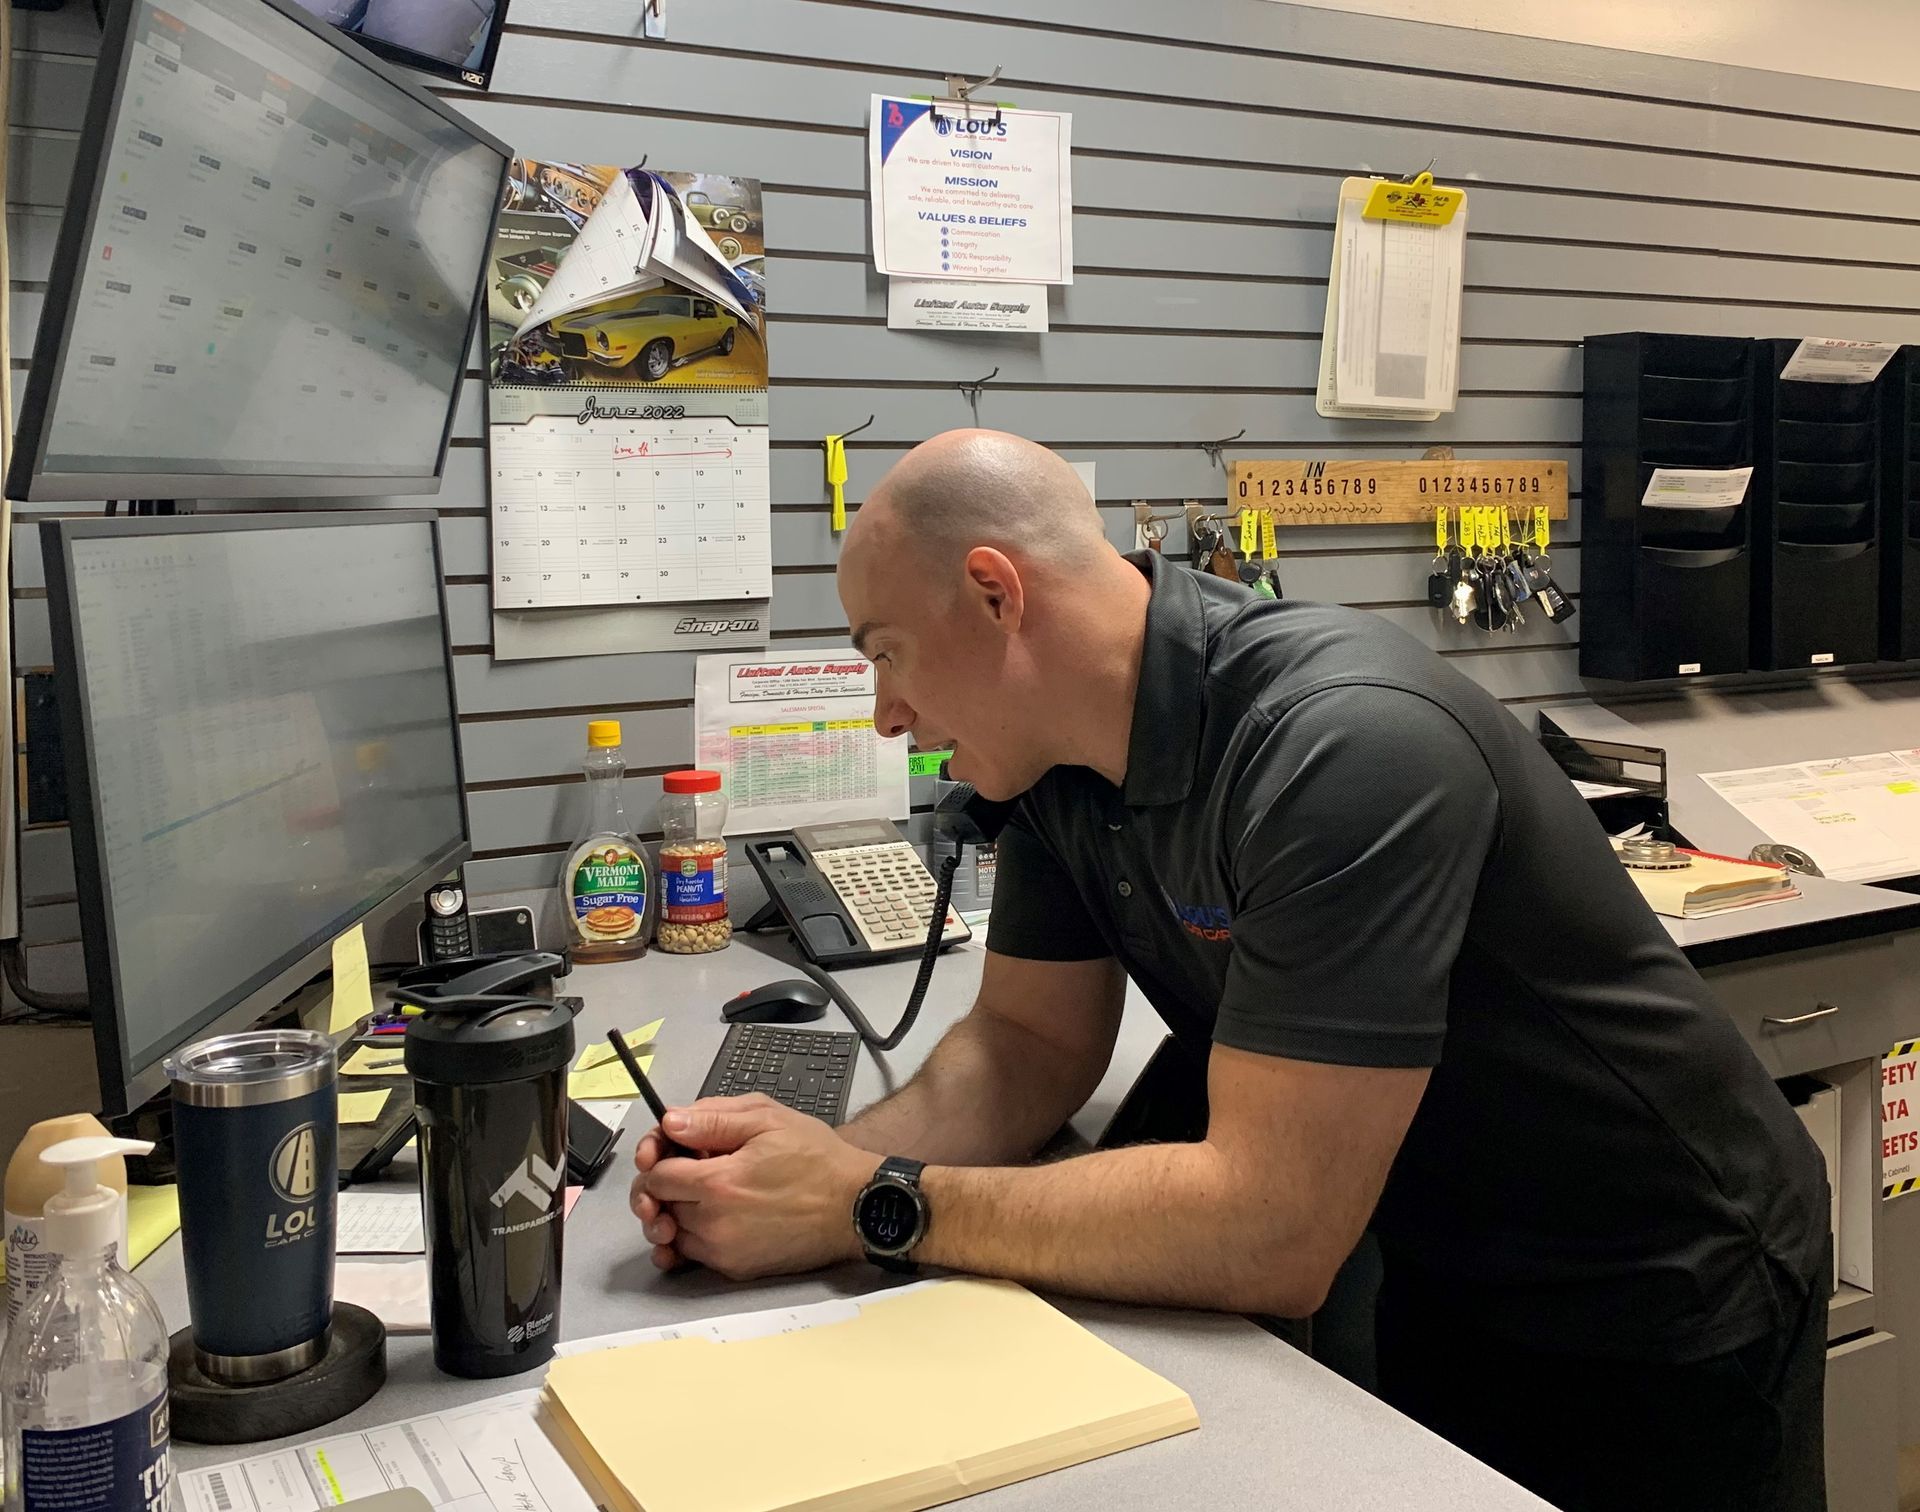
top-left (1317, 177), bottom-right (1466, 419)
top-left (540, 1277), bottom-right (1200, 1512)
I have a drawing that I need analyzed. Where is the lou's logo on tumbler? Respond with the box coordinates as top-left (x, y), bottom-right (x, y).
top-left (265, 1123), bottom-right (321, 1247)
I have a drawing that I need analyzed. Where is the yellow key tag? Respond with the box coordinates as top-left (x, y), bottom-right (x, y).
top-left (1239, 508), bottom-right (1258, 557)
top-left (1534, 504), bottom-right (1550, 553)
top-left (1260, 509), bottom-right (1278, 561)
top-left (1435, 507), bottom-right (1448, 554)
top-left (824, 436), bottom-right (849, 532)
top-left (1362, 171), bottom-right (1465, 226)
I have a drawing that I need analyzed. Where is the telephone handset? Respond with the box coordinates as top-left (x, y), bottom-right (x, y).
top-left (743, 818), bottom-right (971, 968)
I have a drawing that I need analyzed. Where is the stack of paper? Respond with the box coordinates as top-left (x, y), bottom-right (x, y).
top-left (1615, 844), bottom-right (1800, 918)
top-left (539, 1278), bottom-right (1198, 1512)
top-left (1316, 176), bottom-right (1466, 420)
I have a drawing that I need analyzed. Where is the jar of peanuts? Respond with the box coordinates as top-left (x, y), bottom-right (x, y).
top-left (656, 770), bottom-right (731, 953)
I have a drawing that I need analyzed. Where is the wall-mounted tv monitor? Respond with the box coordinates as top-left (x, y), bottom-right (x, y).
top-left (289, 0), bottom-right (511, 90)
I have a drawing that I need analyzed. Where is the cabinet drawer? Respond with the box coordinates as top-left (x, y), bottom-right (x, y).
top-left (1696, 932), bottom-right (1920, 1078)
top-left (1826, 1331), bottom-right (1897, 1512)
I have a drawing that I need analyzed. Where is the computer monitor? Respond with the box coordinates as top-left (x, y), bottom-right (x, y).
top-left (286, 0), bottom-right (514, 92)
top-left (41, 512), bottom-right (471, 1115)
top-left (6, 0), bottom-right (509, 502)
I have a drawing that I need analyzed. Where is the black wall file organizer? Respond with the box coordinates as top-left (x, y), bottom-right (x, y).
top-left (1751, 337), bottom-right (1884, 671)
top-left (1881, 348), bottom-right (1920, 662)
top-left (1581, 333), bottom-right (1755, 682)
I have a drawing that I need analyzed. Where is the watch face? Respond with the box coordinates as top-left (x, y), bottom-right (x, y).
top-left (857, 1179), bottom-right (923, 1256)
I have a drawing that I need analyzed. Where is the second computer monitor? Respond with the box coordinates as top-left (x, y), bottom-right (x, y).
top-left (8, 0), bottom-right (509, 501)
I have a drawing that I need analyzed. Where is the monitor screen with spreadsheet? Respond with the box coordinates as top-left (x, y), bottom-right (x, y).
top-left (6, 0), bottom-right (509, 501)
top-left (43, 513), bottom-right (469, 1114)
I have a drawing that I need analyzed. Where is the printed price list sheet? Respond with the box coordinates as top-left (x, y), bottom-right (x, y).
top-left (491, 415), bottom-right (770, 609)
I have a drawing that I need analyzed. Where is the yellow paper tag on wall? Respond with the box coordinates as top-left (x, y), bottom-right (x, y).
top-left (1361, 172), bottom-right (1465, 225)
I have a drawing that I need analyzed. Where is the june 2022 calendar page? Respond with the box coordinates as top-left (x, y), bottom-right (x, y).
top-left (486, 159), bottom-right (770, 621)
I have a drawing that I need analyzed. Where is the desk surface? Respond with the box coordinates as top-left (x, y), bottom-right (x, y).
top-left (1540, 682), bottom-right (1920, 883)
top-left (142, 937), bottom-right (1550, 1511)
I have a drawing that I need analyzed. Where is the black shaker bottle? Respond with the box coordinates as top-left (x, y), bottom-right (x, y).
top-left (405, 987), bottom-right (573, 1378)
top-left (164, 1029), bottom-right (338, 1382)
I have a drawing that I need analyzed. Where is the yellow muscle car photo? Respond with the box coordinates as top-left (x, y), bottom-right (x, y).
top-left (548, 291), bottom-right (738, 381)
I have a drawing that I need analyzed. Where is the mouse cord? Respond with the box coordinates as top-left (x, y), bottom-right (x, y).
top-left (796, 853), bottom-right (961, 1053)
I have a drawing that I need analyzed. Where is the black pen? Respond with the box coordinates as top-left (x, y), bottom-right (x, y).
top-left (606, 1028), bottom-right (693, 1158)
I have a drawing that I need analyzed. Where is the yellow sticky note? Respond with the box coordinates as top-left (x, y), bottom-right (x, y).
top-left (574, 1018), bottom-right (665, 1072)
top-left (1889, 781), bottom-right (1917, 795)
top-left (339, 1088), bottom-right (391, 1125)
top-left (570, 1053), bottom-right (654, 1100)
top-left (342, 1045), bottom-right (409, 1077)
top-left (127, 1185), bottom-right (181, 1268)
top-left (329, 923), bottom-right (375, 1033)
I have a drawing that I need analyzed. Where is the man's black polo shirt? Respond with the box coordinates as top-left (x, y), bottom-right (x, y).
top-left (988, 550), bottom-right (1827, 1363)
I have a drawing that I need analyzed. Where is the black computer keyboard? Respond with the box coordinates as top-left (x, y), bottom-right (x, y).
top-left (698, 1023), bottom-right (862, 1125)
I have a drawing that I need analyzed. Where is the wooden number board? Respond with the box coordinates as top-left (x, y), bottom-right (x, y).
top-left (1230, 459), bottom-right (1569, 525)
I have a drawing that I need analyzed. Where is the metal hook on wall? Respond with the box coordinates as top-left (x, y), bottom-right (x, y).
top-left (841, 415), bottom-right (876, 439)
top-left (1197, 427), bottom-right (1246, 470)
top-left (956, 368), bottom-right (999, 426)
top-left (932, 67), bottom-right (1005, 130)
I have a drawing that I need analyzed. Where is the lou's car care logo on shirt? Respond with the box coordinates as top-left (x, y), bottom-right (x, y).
top-left (265, 1124), bottom-right (320, 1247)
top-left (1169, 899), bottom-right (1232, 942)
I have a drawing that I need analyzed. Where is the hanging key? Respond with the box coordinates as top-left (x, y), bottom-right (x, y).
top-left (1525, 551), bottom-right (1577, 625)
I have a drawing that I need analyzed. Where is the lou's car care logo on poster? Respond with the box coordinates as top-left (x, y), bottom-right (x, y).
top-left (265, 1124), bottom-right (321, 1247)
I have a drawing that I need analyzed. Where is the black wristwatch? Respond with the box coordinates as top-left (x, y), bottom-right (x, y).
top-left (853, 1157), bottom-right (928, 1273)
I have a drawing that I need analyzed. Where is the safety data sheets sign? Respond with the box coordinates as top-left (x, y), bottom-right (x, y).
top-left (1317, 177), bottom-right (1467, 420)
top-left (868, 95), bottom-right (1073, 285)
top-left (486, 159), bottom-right (771, 657)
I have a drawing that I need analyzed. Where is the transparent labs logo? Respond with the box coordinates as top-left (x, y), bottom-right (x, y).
top-left (265, 1124), bottom-right (321, 1247)
top-left (491, 1151), bottom-right (564, 1214)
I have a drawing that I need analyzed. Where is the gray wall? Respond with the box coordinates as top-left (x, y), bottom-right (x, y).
top-left (11, 0), bottom-right (1920, 994)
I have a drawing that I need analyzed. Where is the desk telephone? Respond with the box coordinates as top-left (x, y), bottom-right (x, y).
top-left (744, 818), bottom-right (972, 968)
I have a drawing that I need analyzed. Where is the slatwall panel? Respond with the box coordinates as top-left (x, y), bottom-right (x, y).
top-left (10, 0), bottom-right (1920, 952)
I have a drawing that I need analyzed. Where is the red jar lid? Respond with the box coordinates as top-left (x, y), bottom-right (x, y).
top-left (663, 769), bottom-right (723, 794)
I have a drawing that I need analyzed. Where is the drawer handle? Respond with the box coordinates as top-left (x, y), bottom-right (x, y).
top-left (1763, 1003), bottom-right (1841, 1028)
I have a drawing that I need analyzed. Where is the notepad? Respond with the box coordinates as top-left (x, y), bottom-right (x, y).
top-left (1615, 843), bottom-right (1800, 919)
top-left (540, 1278), bottom-right (1198, 1512)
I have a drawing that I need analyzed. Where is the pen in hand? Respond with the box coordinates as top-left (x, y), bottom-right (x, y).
top-left (606, 1028), bottom-right (694, 1159)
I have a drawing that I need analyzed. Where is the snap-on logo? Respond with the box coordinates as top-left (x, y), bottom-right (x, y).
top-left (674, 616), bottom-right (761, 636)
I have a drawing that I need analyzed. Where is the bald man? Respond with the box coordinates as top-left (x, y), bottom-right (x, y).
top-left (633, 432), bottom-right (1829, 1512)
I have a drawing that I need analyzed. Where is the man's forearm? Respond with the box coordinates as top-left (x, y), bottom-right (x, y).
top-left (912, 1144), bottom-right (1329, 1318)
top-left (840, 1009), bottom-right (1099, 1166)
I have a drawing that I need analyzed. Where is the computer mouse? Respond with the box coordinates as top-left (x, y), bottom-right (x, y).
top-left (723, 979), bottom-right (832, 1024)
